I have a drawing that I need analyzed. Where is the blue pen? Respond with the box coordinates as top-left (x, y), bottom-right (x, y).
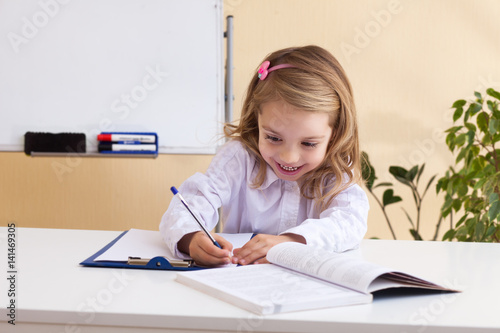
top-left (170, 186), bottom-right (222, 249)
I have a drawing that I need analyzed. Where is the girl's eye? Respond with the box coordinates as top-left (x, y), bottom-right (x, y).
top-left (302, 142), bottom-right (318, 148)
top-left (265, 135), bottom-right (281, 143)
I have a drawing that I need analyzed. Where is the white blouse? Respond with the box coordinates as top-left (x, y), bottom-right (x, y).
top-left (160, 140), bottom-right (369, 259)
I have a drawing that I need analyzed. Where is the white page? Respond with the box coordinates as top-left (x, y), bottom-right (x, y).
top-left (218, 233), bottom-right (255, 252)
top-left (95, 229), bottom-right (175, 262)
top-left (176, 264), bottom-right (371, 315)
top-left (95, 229), bottom-right (253, 262)
top-left (267, 242), bottom-right (394, 294)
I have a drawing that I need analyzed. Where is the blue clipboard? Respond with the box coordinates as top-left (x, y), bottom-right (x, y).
top-left (79, 230), bottom-right (205, 271)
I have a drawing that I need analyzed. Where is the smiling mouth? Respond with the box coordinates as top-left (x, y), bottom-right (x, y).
top-left (280, 164), bottom-right (299, 171)
top-left (278, 163), bottom-right (300, 172)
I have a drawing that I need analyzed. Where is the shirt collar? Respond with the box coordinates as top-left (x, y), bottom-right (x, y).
top-left (257, 163), bottom-right (299, 190)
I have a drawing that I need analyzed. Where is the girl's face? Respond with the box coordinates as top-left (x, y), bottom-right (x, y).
top-left (258, 100), bottom-right (332, 182)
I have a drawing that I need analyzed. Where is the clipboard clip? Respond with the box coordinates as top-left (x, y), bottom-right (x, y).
top-left (128, 256), bottom-right (194, 268)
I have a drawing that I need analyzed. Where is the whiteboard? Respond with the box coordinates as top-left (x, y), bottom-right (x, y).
top-left (0, 0), bottom-right (224, 154)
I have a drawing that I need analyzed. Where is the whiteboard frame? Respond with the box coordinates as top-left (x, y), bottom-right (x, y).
top-left (0, 0), bottom-right (225, 155)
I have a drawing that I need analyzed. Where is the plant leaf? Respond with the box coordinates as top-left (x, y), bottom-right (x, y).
top-left (489, 201), bottom-right (500, 221)
top-left (466, 130), bottom-right (475, 147)
top-left (457, 183), bottom-right (468, 196)
top-left (474, 177), bottom-right (488, 191)
top-left (416, 163), bottom-right (426, 184)
top-left (455, 214), bottom-right (468, 228)
top-left (465, 122), bottom-right (477, 132)
top-left (489, 193), bottom-right (499, 204)
top-left (468, 103), bottom-right (482, 116)
top-left (455, 133), bottom-right (467, 147)
top-left (446, 132), bottom-right (456, 151)
top-left (453, 107), bottom-right (463, 122)
top-left (477, 112), bottom-right (489, 133)
top-left (455, 147), bottom-right (468, 164)
top-left (445, 125), bottom-right (463, 134)
top-left (407, 165), bottom-right (419, 182)
top-left (452, 99), bottom-right (467, 108)
top-left (423, 174), bottom-right (437, 197)
top-left (442, 229), bottom-right (456, 241)
top-left (489, 119), bottom-right (498, 135)
top-left (452, 198), bottom-right (462, 212)
top-left (436, 176), bottom-right (448, 193)
top-left (487, 88), bottom-right (500, 101)
top-left (441, 195), bottom-right (453, 217)
top-left (474, 219), bottom-right (485, 241)
top-left (485, 225), bottom-right (497, 238)
top-left (373, 182), bottom-right (393, 189)
top-left (389, 166), bottom-right (412, 186)
top-left (382, 189), bottom-right (402, 206)
top-left (361, 151), bottom-right (376, 190)
top-left (409, 229), bottom-right (423, 241)
top-left (389, 166), bottom-right (407, 178)
top-left (402, 208), bottom-right (415, 229)
top-left (487, 100), bottom-right (497, 113)
top-left (464, 108), bottom-right (470, 123)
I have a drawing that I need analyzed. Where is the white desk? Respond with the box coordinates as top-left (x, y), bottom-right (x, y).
top-left (1, 227), bottom-right (499, 333)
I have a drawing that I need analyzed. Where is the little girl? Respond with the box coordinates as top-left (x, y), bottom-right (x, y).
top-left (160, 45), bottom-right (369, 266)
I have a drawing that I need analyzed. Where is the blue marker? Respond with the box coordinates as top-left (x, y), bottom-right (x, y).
top-left (170, 186), bottom-right (222, 249)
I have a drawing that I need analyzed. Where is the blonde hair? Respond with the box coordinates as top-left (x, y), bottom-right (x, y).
top-left (225, 45), bottom-right (361, 212)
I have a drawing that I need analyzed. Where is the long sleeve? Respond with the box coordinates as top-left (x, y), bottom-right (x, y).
top-left (281, 183), bottom-right (369, 253)
top-left (159, 141), bottom-right (251, 259)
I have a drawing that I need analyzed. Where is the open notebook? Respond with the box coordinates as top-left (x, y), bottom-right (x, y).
top-left (177, 242), bottom-right (460, 314)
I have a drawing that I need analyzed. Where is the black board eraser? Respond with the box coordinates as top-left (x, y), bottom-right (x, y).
top-left (24, 132), bottom-right (86, 155)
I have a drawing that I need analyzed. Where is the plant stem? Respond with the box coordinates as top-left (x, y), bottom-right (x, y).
top-left (413, 185), bottom-right (423, 234)
top-left (368, 190), bottom-right (397, 240)
top-left (381, 206), bottom-right (397, 240)
top-left (432, 216), bottom-right (443, 241)
top-left (416, 199), bottom-right (421, 234)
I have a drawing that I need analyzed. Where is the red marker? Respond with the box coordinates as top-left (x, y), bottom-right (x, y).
top-left (97, 133), bottom-right (155, 143)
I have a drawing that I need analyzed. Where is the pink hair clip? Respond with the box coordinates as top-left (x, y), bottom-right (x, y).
top-left (258, 61), bottom-right (295, 80)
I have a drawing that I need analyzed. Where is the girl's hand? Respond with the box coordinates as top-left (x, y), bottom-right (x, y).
top-left (178, 231), bottom-right (233, 267)
top-left (232, 233), bottom-right (306, 265)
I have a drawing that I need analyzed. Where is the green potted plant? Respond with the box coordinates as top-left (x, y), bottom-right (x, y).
top-left (437, 88), bottom-right (500, 242)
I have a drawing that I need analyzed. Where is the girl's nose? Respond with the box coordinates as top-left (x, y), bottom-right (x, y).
top-left (279, 147), bottom-right (300, 165)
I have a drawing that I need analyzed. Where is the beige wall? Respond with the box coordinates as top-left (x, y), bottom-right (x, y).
top-left (0, 152), bottom-right (213, 231)
top-left (2, 0), bottom-right (500, 239)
